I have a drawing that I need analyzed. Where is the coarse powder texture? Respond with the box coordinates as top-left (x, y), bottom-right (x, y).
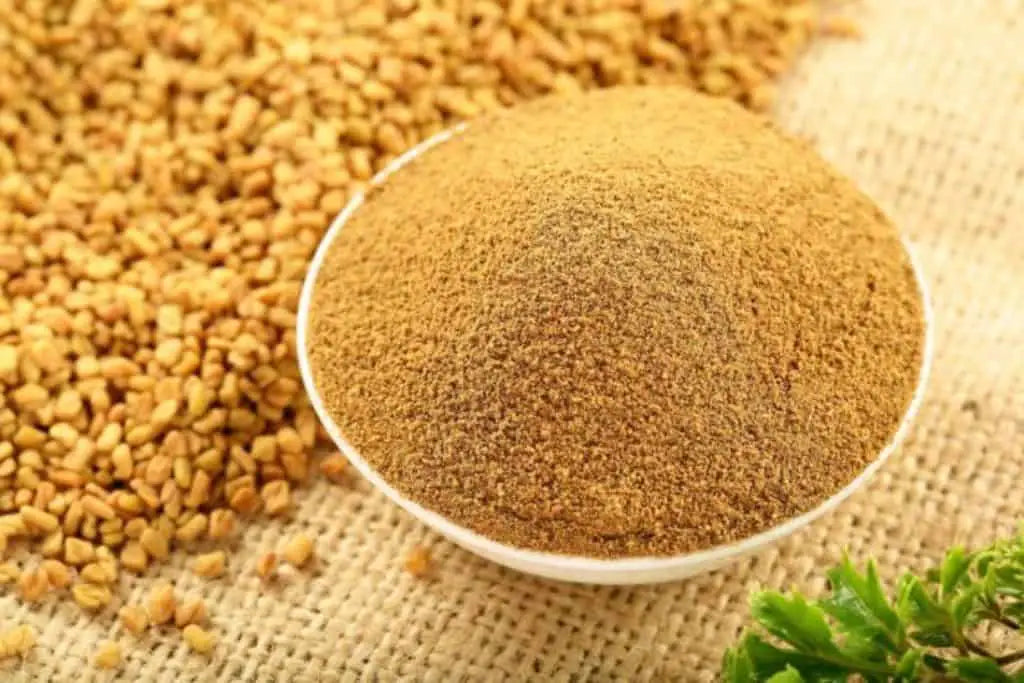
top-left (306, 87), bottom-right (925, 558)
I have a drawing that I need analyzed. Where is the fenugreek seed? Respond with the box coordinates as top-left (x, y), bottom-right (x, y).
top-left (182, 624), bottom-right (216, 655)
top-left (175, 514), bottom-right (207, 543)
top-left (404, 546), bottom-right (431, 578)
top-left (65, 537), bottom-right (95, 566)
top-left (174, 597), bottom-right (207, 628)
top-left (94, 640), bottom-right (122, 670)
top-left (41, 559), bottom-right (71, 589)
top-left (139, 528), bottom-right (170, 561)
top-left (319, 454), bottom-right (348, 484)
top-left (72, 582), bottom-right (112, 611)
top-left (229, 486), bottom-right (260, 514)
top-left (147, 583), bottom-right (176, 625)
top-left (124, 424), bottom-right (154, 447)
top-left (81, 495), bottom-right (116, 520)
top-left (12, 384), bottom-right (48, 410)
top-left (173, 457), bottom-right (192, 489)
top-left (0, 345), bottom-right (18, 382)
top-left (119, 605), bottom-right (150, 635)
top-left (192, 551), bottom-right (227, 579)
top-left (261, 480), bottom-right (291, 516)
top-left (145, 455), bottom-right (173, 486)
top-left (151, 399), bottom-right (179, 427)
top-left (208, 509), bottom-right (236, 540)
top-left (124, 518), bottom-right (148, 539)
top-left (18, 567), bottom-right (49, 601)
top-left (255, 552), bottom-right (277, 580)
top-left (40, 529), bottom-right (64, 557)
top-left (0, 562), bottom-right (20, 584)
top-left (0, 625), bottom-right (36, 657)
top-left (120, 542), bottom-right (149, 573)
top-left (251, 435), bottom-right (277, 462)
top-left (282, 534), bottom-right (314, 568)
top-left (80, 561), bottom-right (117, 584)
top-left (275, 428), bottom-right (303, 454)
top-left (20, 505), bottom-right (59, 533)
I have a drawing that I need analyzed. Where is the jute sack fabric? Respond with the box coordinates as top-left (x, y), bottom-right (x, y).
top-left (2, 0), bottom-right (1022, 680)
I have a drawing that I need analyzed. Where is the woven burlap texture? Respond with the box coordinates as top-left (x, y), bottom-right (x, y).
top-left (3, 0), bottom-right (1022, 680)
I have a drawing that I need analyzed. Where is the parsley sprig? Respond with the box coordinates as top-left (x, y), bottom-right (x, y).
top-left (724, 530), bottom-right (1024, 681)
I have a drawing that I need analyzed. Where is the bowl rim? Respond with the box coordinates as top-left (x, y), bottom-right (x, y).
top-left (295, 124), bottom-right (935, 578)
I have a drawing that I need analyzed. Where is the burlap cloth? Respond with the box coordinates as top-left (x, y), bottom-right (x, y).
top-left (3, 0), bottom-right (1022, 680)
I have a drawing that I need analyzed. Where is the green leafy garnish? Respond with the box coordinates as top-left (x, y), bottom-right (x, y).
top-left (724, 530), bottom-right (1024, 681)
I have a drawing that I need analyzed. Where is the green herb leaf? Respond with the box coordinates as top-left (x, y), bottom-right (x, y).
top-left (722, 640), bottom-right (756, 683)
top-left (736, 634), bottom-right (854, 682)
top-left (725, 529), bottom-right (1024, 682)
top-left (951, 584), bottom-right (984, 630)
top-left (898, 575), bottom-right (952, 642)
top-left (821, 557), bottom-right (904, 657)
top-left (946, 657), bottom-right (1013, 682)
top-left (751, 592), bottom-right (840, 656)
top-left (941, 547), bottom-right (973, 599)
top-left (991, 565), bottom-right (1024, 598)
top-left (894, 649), bottom-right (923, 679)
top-left (765, 666), bottom-right (806, 683)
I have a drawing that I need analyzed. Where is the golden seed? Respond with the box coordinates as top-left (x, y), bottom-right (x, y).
top-left (282, 534), bottom-right (314, 568)
top-left (208, 509), bottom-right (236, 540)
top-left (18, 567), bottom-right (49, 602)
top-left (94, 640), bottom-right (122, 669)
top-left (120, 542), bottom-right (149, 573)
top-left (72, 582), bottom-right (113, 611)
top-left (65, 537), bottom-right (96, 566)
top-left (0, 625), bottom-right (36, 658)
top-left (260, 480), bottom-right (291, 516)
top-left (147, 582), bottom-right (177, 625)
top-left (182, 624), bottom-right (216, 655)
top-left (20, 505), bottom-right (59, 534)
top-left (39, 529), bottom-right (64, 557)
top-left (119, 604), bottom-right (150, 635)
top-left (404, 546), bottom-right (431, 578)
top-left (0, 562), bottom-right (20, 584)
top-left (192, 550), bottom-right (227, 579)
top-left (41, 559), bottom-right (71, 589)
top-left (228, 486), bottom-right (260, 514)
top-left (80, 561), bottom-right (118, 584)
top-left (81, 495), bottom-right (116, 520)
top-left (255, 552), bottom-right (277, 580)
top-left (174, 597), bottom-right (207, 628)
top-left (319, 454), bottom-right (348, 484)
top-left (175, 514), bottom-right (207, 544)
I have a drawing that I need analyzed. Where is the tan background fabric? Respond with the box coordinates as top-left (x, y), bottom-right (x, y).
top-left (3, 0), bottom-right (1022, 680)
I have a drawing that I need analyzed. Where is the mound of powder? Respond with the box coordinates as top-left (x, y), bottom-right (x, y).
top-left (305, 87), bottom-right (925, 558)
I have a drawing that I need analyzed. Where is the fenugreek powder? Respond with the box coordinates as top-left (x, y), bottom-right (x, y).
top-left (307, 87), bottom-right (926, 558)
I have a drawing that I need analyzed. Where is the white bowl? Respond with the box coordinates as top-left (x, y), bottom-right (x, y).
top-left (296, 126), bottom-right (935, 585)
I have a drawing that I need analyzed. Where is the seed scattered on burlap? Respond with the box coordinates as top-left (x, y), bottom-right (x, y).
top-left (255, 552), bottom-right (278, 581)
top-left (147, 583), bottom-right (176, 625)
top-left (404, 547), bottom-right (431, 578)
top-left (174, 597), bottom-right (208, 628)
top-left (0, 625), bottom-right (36, 660)
top-left (94, 641), bottom-right (122, 670)
top-left (282, 535), bottom-right (315, 568)
top-left (193, 551), bottom-right (227, 579)
top-left (182, 625), bottom-right (216, 655)
top-left (119, 605), bottom-right (150, 635)
top-left (319, 455), bottom-right (349, 485)
top-left (306, 87), bottom-right (926, 558)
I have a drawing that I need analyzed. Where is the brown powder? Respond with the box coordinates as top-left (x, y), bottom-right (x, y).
top-left (306, 87), bottom-right (925, 558)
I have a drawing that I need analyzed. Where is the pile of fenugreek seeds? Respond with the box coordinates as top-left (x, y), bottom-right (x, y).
top-left (0, 0), bottom-right (846, 667)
